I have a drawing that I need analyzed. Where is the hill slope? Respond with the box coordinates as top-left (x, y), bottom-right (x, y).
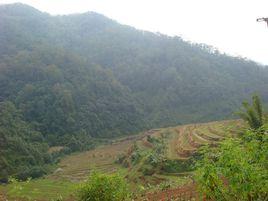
top-left (1, 3), bottom-right (268, 133)
top-left (0, 3), bottom-right (268, 180)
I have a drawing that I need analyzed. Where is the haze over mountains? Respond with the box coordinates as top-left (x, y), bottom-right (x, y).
top-left (0, 3), bottom-right (268, 181)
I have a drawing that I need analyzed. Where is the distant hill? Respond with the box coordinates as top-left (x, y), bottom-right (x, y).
top-left (0, 3), bottom-right (268, 181)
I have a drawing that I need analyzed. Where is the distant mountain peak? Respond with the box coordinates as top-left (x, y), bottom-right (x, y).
top-left (0, 3), bottom-right (46, 16)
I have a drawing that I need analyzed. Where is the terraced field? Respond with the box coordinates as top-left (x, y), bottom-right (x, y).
top-left (0, 119), bottom-right (245, 200)
top-left (50, 142), bottom-right (130, 182)
top-left (166, 120), bottom-right (244, 159)
top-left (48, 119), bottom-right (244, 190)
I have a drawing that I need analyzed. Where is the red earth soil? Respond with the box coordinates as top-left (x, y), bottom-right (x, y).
top-left (144, 182), bottom-right (201, 201)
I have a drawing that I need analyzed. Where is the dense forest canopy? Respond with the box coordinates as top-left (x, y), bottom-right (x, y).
top-left (0, 3), bottom-right (268, 180)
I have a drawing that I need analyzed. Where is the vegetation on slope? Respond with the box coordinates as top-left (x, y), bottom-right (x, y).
top-left (237, 95), bottom-right (264, 130)
top-left (0, 102), bottom-right (51, 182)
top-left (0, 114), bottom-right (264, 200)
top-left (195, 126), bottom-right (268, 200)
top-left (49, 120), bottom-right (242, 188)
top-left (1, 3), bottom-right (268, 181)
top-left (195, 96), bottom-right (268, 201)
top-left (77, 172), bottom-right (130, 201)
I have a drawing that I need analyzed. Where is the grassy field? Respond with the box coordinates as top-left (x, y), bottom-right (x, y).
top-left (0, 119), bottom-right (245, 200)
top-left (0, 179), bottom-right (75, 201)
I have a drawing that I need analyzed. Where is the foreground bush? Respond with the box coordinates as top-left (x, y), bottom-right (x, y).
top-left (195, 127), bottom-right (268, 201)
top-left (77, 172), bottom-right (130, 201)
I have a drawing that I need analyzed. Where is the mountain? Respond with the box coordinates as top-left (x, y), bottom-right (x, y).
top-left (0, 3), bottom-right (268, 180)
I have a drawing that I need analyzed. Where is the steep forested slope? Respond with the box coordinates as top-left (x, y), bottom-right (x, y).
top-left (0, 3), bottom-right (268, 180)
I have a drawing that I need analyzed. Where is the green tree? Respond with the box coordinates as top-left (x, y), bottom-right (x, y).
top-left (77, 172), bottom-right (130, 201)
top-left (237, 95), bottom-right (264, 130)
top-left (0, 101), bottom-right (50, 181)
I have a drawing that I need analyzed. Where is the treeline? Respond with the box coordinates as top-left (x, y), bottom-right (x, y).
top-left (0, 101), bottom-right (104, 182)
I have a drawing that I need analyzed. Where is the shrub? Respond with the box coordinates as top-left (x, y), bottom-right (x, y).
top-left (161, 159), bottom-right (192, 173)
top-left (141, 165), bottom-right (155, 176)
top-left (115, 154), bottom-right (126, 164)
top-left (77, 172), bottom-right (130, 201)
top-left (16, 166), bottom-right (46, 180)
top-left (130, 150), bottom-right (142, 164)
top-left (195, 129), bottom-right (268, 200)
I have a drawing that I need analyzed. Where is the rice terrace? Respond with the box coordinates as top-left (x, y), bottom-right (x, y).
top-left (0, 120), bottom-right (245, 200)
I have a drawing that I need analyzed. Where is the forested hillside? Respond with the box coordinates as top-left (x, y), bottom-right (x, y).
top-left (0, 3), bottom-right (268, 180)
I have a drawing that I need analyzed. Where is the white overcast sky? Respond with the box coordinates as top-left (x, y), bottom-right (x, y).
top-left (0, 0), bottom-right (268, 65)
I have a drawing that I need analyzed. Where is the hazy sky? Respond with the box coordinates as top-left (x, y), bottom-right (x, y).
top-left (1, 0), bottom-right (268, 65)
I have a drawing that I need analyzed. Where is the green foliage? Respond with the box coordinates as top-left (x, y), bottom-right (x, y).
top-left (237, 95), bottom-right (264, 130)
top-left (77, 172), bottom-right (130, 201)
top-left (1, 3), bottom-right (268, 141)
top-left (0, 101), bottom-right (51, 182)
top-left (1, 3), bottom-right (268, 180)
top-left (161, 159), bottom-right (193, 173)
top-left (141, 165), bottom-right (155, 176)
top-left (195, 128), bottom-right (268, 200)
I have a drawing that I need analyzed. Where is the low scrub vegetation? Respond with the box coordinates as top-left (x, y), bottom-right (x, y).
top-left (195, 127), bottom-right (268, 200)
top-left (77, 172), bottom-right (130, 201)
top-left (195, 95), bottom-right (268, 201)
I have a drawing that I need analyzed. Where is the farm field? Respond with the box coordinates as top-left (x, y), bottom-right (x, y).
top-left (0, 179), bottom-right (75, 201)
top-left (0, 119), bottom-right (244, 201)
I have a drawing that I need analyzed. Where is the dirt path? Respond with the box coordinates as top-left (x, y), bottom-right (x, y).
top-left (0, 193), bottom-right (7, 201)
top-left (143, 182), bottom-right (198, 201)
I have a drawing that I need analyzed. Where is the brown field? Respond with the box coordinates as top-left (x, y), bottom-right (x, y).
top-left (49, 119), bottom-right (244, 183)
top-left (166, 119), bottom-right (243, 160)
top-left (49, 129), bottom-right (164, 182)
top-left (49, 140), bottom-right (132, 181)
